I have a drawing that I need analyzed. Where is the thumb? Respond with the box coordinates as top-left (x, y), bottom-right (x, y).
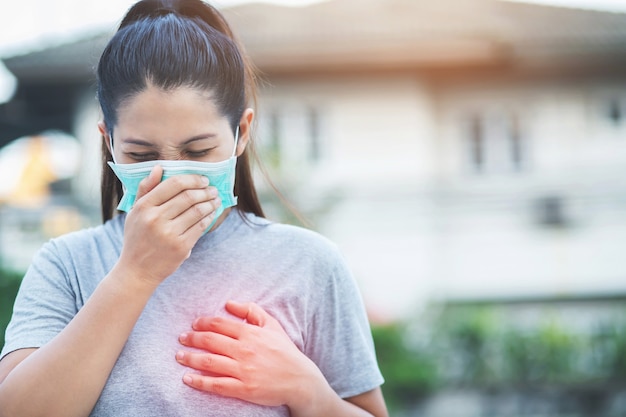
top-left (226, 301), bottom-right (267, 327)
top-left (136, 165), bottom-right (163, 202)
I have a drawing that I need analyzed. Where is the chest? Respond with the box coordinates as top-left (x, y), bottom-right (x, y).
top-left (90, 265), bottom-right (307, 417)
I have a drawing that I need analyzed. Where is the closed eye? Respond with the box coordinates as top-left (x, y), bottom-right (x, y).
top-left (186, 148), bottom-right (215, 158)
top-left (127, 152), bottom-right (159, 161)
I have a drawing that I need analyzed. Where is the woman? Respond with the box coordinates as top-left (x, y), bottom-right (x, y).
top-left (0, 0), bottom-right (387, 416)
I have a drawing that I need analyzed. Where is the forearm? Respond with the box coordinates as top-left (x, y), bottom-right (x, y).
top-left (290, 383), bottom-right (383, 417)
top-left (0, 264), bottom-right (157, 417)
top-left (292, 398), bottom-right (374, 417)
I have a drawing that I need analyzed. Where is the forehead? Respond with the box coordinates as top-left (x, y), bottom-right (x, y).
top-left (115, 84), bottom-right (227, 137)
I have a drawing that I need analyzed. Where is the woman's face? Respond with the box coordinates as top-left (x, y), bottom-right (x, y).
top-left (102, 83), bottom-right (250, 164)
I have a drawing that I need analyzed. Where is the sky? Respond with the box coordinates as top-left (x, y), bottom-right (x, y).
top-left (1, 0), bottom-right (626, 56)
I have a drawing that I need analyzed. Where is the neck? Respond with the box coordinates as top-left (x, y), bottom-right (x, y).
top-left (208, 207), bottom-right (232, 233)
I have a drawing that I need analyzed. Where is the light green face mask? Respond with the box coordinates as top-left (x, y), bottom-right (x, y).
top-left (107, 129), bottom-right (239, 232)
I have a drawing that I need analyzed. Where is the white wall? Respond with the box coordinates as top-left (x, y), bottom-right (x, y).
top-left (260, 74), bottom-right (626, 320)
top-left (432, 78), bottom-right (626, 302)
top-left (259, 76), bottom-right (436, 188)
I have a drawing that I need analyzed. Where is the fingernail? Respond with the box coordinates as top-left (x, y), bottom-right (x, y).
top-left (179, 333), bottom-right (188, 343)
top-left (201, 176), bottom-right (209, 186)
top-left (176, 351), bottom-right (185, 361)
top-left (183, 375), bottom-right (193, 384)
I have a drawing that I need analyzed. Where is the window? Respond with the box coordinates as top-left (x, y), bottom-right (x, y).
top-left (256, 109), bottom-right (282, 170)
top-left (308, 106), bottom-right (321, 163)
top-left (257, 104), bottom-right (326, 172)
top-left (606, 97), bottom-right (624, 127)
top-left (510, 114), bottom-right (523, 172)
top-left (534, 195), bottom-right (568, 228)
top-left (592, 90), bottom-right (626, 139)
top-left (468, 114), bottom-right (484, 172)
top-left (465, 110), bottom-right (525, 174)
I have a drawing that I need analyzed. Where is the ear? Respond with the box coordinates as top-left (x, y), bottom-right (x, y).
top-left (235, 108), bottom-right (254, 157)
top-left (98, 121), bottom-right (112, 155)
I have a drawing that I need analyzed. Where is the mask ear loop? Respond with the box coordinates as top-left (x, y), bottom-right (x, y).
top-left (232, 126), bottom-right (240, 158)
top-left (109, 131), bottom-right (118, 164)
top-left (108, 130), bottom-right (129, 196)
top-left (230, 126), bottom-right (239, 158)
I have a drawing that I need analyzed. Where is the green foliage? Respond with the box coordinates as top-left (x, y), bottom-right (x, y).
top-left (436, 307), bottom-right (499, 385)
top-left (371, 323), bottom-right (439, 411)
top-left (500, 319), bottom-right (582, 384)
top-left (372, 304), bottom-right (626, 410)
top-left (588, 320), bottom-right (626, 381)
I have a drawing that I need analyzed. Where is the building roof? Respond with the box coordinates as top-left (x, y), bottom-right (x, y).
top-left (2, 31), bottom-right (112, 83)
top-left (3, 0), bottom-right (626, 81)
top-left (222, 0), bottom-right (626, 74)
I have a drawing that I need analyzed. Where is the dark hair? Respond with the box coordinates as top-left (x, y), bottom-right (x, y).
top-left (97, 0), bottom-right (263, 222)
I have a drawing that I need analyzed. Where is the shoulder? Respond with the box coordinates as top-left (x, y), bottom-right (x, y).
top-left (21, 216), bottom-right (124, 299)
top-left (36, 215), bottom-right (123, 264)
top-left (240, 211), bottom-right (343, 261)
top-left (236, 212), bottom-right (351, 289)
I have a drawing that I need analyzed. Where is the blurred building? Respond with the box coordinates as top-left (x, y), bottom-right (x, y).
top-left (0, 132), bottom-right (87, 271)
top-left (1, 0), bottom-right (626, 319)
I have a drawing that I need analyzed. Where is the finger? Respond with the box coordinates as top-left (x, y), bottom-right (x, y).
top-left (141, 174), bottom-right (210, 208)
top-left (192, 316), bottom-right (247, 339)
top-left (182, 374), bottom-right (244, 398)
top-left (162, 195), bottom-right (222, 230)
top-left (181, 210), bottom-right (218, 240)
top-left (175, 350), bottom-right (238, 377)
top-left (225, 301), bottom-right (267, 327)
top-left (180, 201), bottom-right (219, 235)
top-left (161, 195), bottom-right (221, 241)
top-left (135, 165), bottom-right (163, 202)
top-left (160, 188), bottom-right (219, 221)
top-left (179, 330), bottom-right (238, 357)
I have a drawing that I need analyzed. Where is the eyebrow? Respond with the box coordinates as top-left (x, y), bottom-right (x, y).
top-left (121, 134), bottom-right (218, 147)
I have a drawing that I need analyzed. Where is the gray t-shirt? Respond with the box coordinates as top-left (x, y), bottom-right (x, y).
top-left (2, 209), bottom-right (383, 416)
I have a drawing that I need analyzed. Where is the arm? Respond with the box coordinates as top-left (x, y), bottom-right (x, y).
top-left (0, 266), bottom-right (158, 417)
top-left (0, 167), bottom-right (219, 417)
top-left (176, 301), bottom-right (389, 417)
top-left (346, 389), bottom-right (389, 417)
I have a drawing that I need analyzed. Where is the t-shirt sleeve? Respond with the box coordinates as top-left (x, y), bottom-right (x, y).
top-left (304, 247), bottom-right (385, 399)
top-left (1, 240), bottom-right (78, 360)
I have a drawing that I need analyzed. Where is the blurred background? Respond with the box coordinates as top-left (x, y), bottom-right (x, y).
top-left (1, 0), bottom-right (626, 415)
